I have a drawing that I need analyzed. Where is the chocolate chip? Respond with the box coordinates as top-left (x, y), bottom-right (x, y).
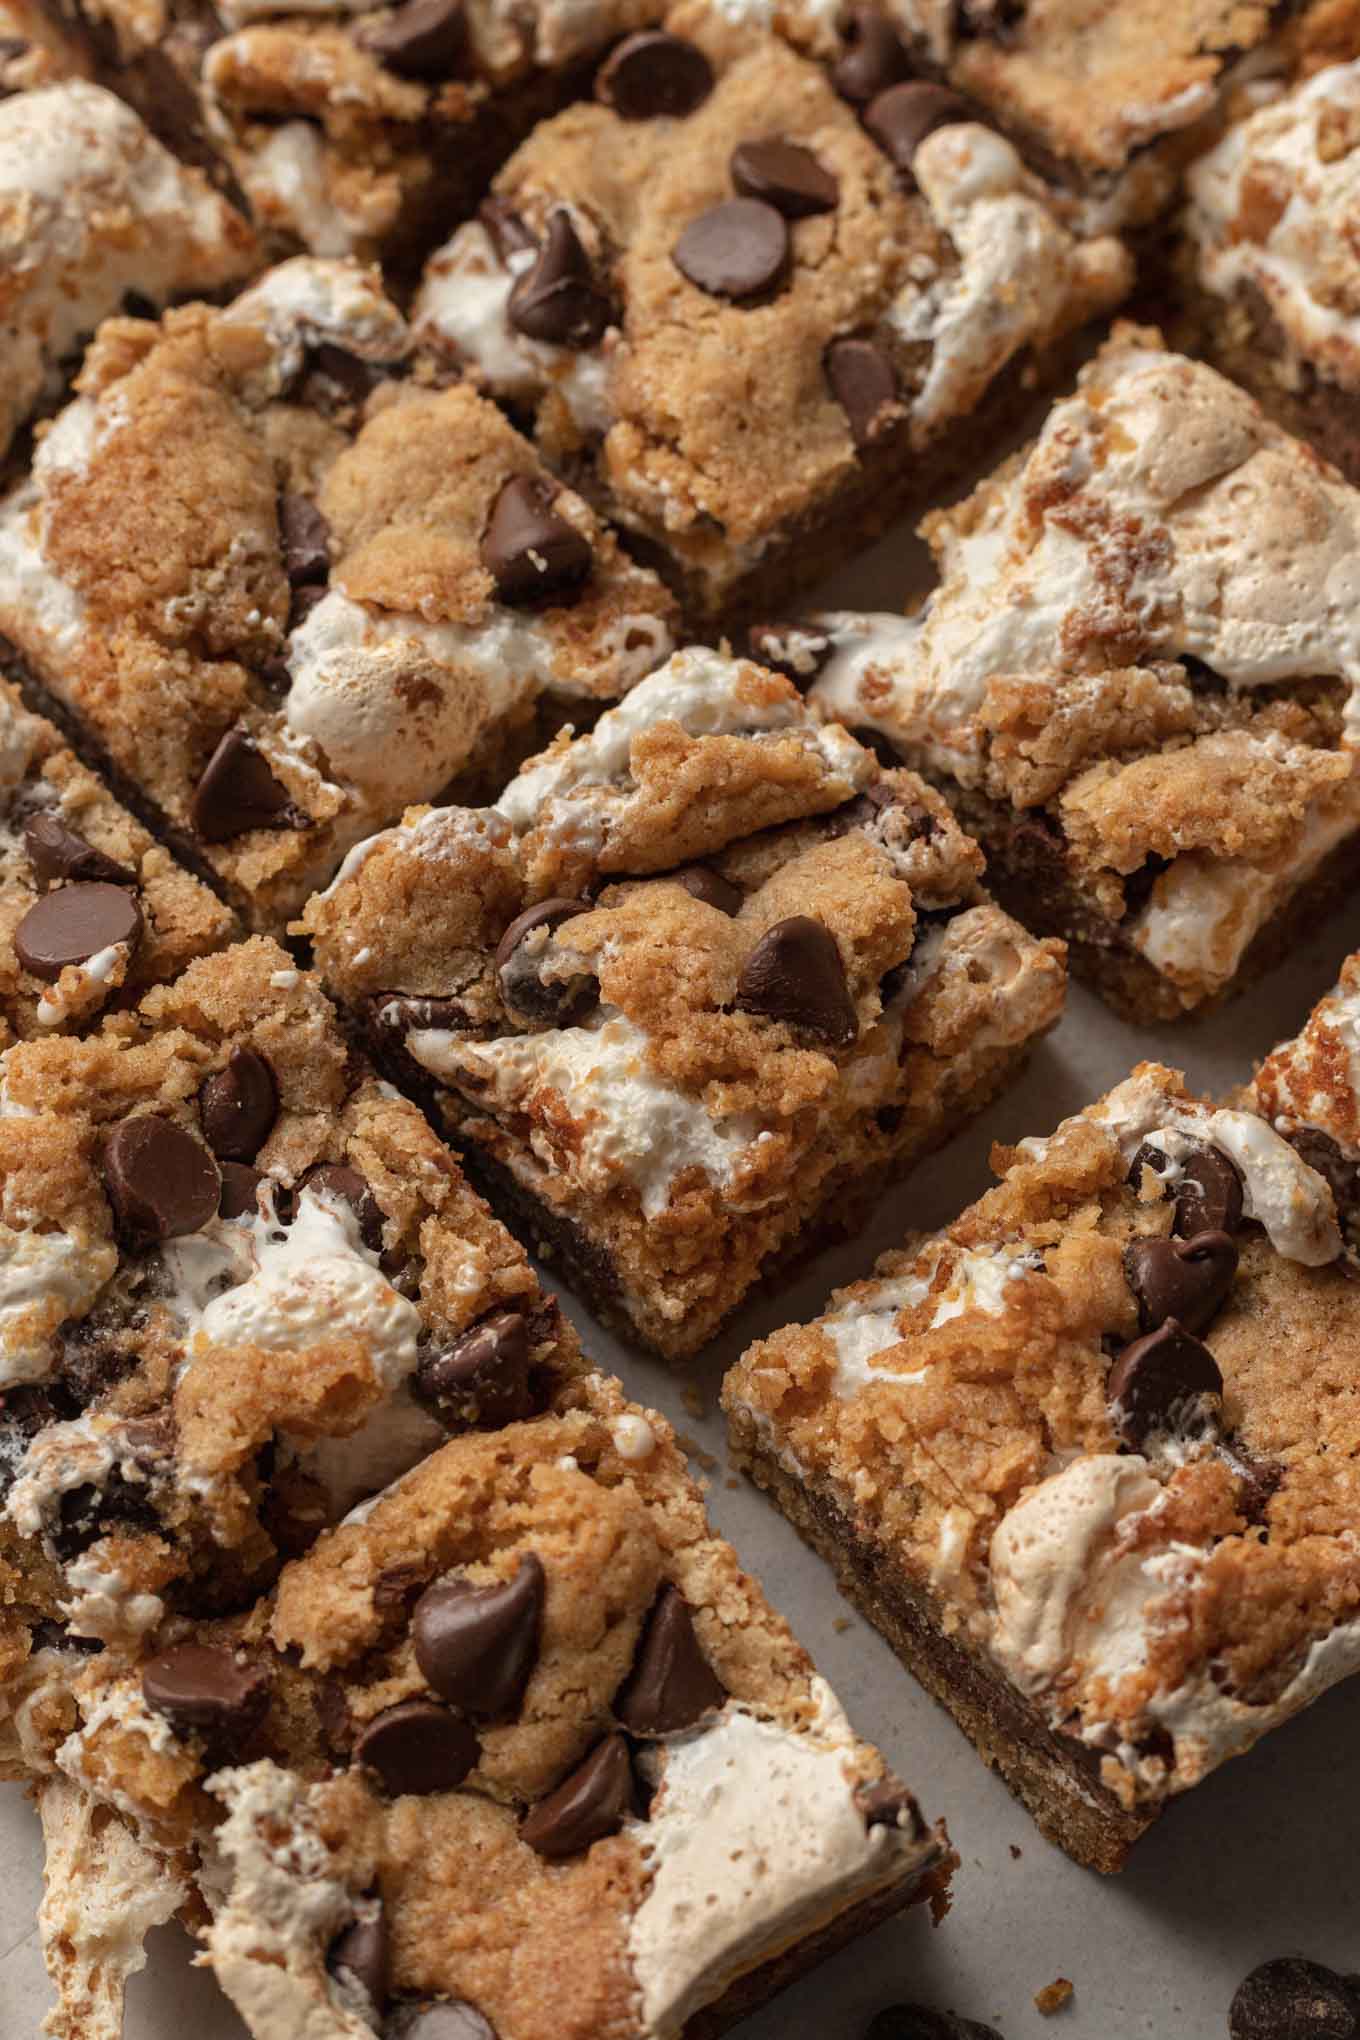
top-left (218, 1161), bottom-right (265, 1220)
top-left (747, 620), bottom-right (833, 686)
top-left (520, 1733), bottom-right (636, 1859)
top-left (1230, 1959), bottom-right (1360, 2040)
top-left (22, 814), bottom-right (135, 889)
top-left (1123, 1228), bottom-right (1238, 1336)
top-left (595, 31), bottom-right (713, 119)
top-left (1286, 1127), bottom-right (1360, 1212)
top-left (478, 195), bottom-right (536, 262)
top-left (304, 343), bottom-right (387, 411)
top-left (416, 1310), bottom-right (538, 1429)
top-left (355, 1700), bottom-right (479, 1797)
top-left (668, 865), bottom-right (742, 915)
top-left (826, 336), bottom-right (900, 448)
top-left (1216, 1437), bottom-right (1282, 1525)
top-left (673, 198), bottom-right (790, 301)
top-left (191, 727), bottom-right (300, 842)
top-left (832, 6), bottom-right (910, 104)
top-left (103, 1117), bottom-right (221, 1243)
top-left (495, 897), bottom-right (596, 1026)
top-left (302, 1162), bottom-right (385, 1251)
top-left (13, 882), bottom-right (142, 983)
top-left (278, 493), bottom-right (330, 586)
top-left (413, 1553), bottom-right (545, 1715)
top-left (1172, 1141), bottom-right (1244, 1238)
top-left (358, 0), bottom-right (466, 79)
top-left (199, 1047), bottom-right (279, 1162)
top-left (327, 1900), bottom-right (388, 2020)
top-left (481, 476), bottom-right (593, 607)
top-left (854, 1778), bottom-right (926, 1835)
top-left (507, 209), bottom-right (614, 349)
top-left (736, 915), bottom-right (857, 1046)
top-left (386, 2004), bottom-right (497, 2040)
top-left (1105, 1318), bottom-right (1223, 1446)
top-left (141, 1644), bottom-right (268, 1748)
top-left (864, 81), bottom-right (970, 174)
top-left (730, 138), bottom-right (839, 218)
top-left (866, 2007), bottom-right (1002, 2040)
top-left (614, 1586), bottom-right (725, 1735)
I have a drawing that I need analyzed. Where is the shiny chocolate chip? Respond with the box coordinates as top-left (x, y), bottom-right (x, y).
top-left (386, 2003), bottom-right (497, 2040)
top-left (103, 1117), bottom-right (221, 1243)
top-left (22, 813), bottom-right (135, 889)
top-left (191, 727), bottom-right (300, 842)
top-left (326, 1899), bottom-right (389, 2020)
top-left (864, 81), bottom-right (970, 175)
top-left (520, 1733), bottom-right (636, 1859)
top-left (480, 475), bottom-right (593, 607)
top-left (495, 897), bottom-right (596, 1026)
top-left (416, 1309), bottom-right (538, 1429)
top-left (1172, 1141), bottom-right (1244, 1239)
top-left (14, 882), bottom-right (142, 983)
top-left (478, 195), bottom-right (536, 262)
top-left (507, 209), bottom-right (614, 349)
top-left (413, 1553), bottom-right (545, 1715)
top-left (355, 1700), bottom-right (480, 1797)
top-left (673, 198), bottom-right (789, 301)
top-left (1287, 1126), bottom-right (1360, 1212)
top-left (1229, 1958), bottom-right (1360, 2040)
top-left (1105, 1318), bottom-right (1223, 1446)
top-left (218, 1160), bottom-right (266, 1220)
top-left (730, 137), bottom-right (839, 218)
top-left (613, 1585), bottom-right (725, 1736)
top-left (668, 864), bottom-right (742, 915)
top-left (358, 0), bottom-right (466, 79)
top-left (302, 1162), bottom-right (385, 1251)
top-left (832, 6), bottom-right (911, 103)
top-left (1124, 1228), bottom-right (1238, 1336)
top-left (278, 492), bottom-right (330, 586)
top-left (142, 1644), bottom-right (268, 1747)
top-left (736, 915), bottom-right (857, 1045)
top-left (199, 1047), bottom-right (279, 1162)
top-left (595, 31), bottom-right (713, 119)
top-left (826, 336), bottom-right (900, 448)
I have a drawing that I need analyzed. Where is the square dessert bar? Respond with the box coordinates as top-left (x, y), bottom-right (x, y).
top-left (51, 1377), bottom-right (952, 2040)
top-left (0, 256), bottom-right (674, 929)
top-left (793, 324), bottom-right (1360, 1020)
top-left (725, 1047), bottom-right (1360, 1872)
top-left (413, 8), bottom-right (1132, 624)
top-left (0, 677), bottom-right (235, 1042)
top-left (301, 648), bottom-right (1066, 1358)
top-left (0, 934), bottom-right (586, 1787)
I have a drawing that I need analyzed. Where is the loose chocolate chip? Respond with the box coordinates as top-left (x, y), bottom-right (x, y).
top-left (495, 897), bottom-right (596, 1026)
top-left (413, 1553), bottom-right (545, 1715)
top-left (747, 619), bottom-right (833, 686)
top-left (302, 1162), bottom-right (385, 1251)
top-left (673, 198), bottom-right (790, 301)
top-left (864, 81), bottom-right (970, 175)
top-left (358, 0), bottom-right (466, 79)
top-left (327, 1900), bottom-right (389, 2020)
top-left (521, 1733), bottom-right (636, 1859)
top-left (730, 137), bottom-right (839, 218)
top-left (1230, 1958), bottom-right (1360, 2040)
top-left (507, 209), bottom-right (614, 349)
top-left (832, 6), bottom-right (911, 104)
top-left (1105, 1318), bottom-right (1223, 1446)
top-left (218, 1160), bottom-right (266, 1220)
top-left (614, 1585), bottom-right (725, 1735)
top-left (668, 864), bottom-right (742, 916)
top-left (416, 1309), bottom-right (538, 1429)
top-left (1172, 1141), bottom-right (1244, 1238)
top-left (278, 492), bottom-right (330, 586)
top-left (191, 727), bottom-right (299, 842)
top-left (478, 195), bottom-right (536, 262)
top-left (481, 475), bottom-right (593, 607)
top-left (854, 1778), bottom-right (925, 1835)
top-left (595, 30), bottom-right (713, 119)
top-left (386, 2004), bottom-right (497, 2040)
top-left (142, 1644), bottom-right (268, 1747)
top-left (736, 915), bottom-right (857, 1046)
top-left (355, 1700), bottom-right (480, 1797)
top-left (103, 1117), bottom-right (221, 1243)
top-left (866, 2007), bottom-right (1002, 2040)
top-left (199, 1047), bottom-right (279, 1162)
top-left (826, 336), bottom-right (899, 448)
top-left (13, 882), bottom-right (142, 983)
top-left (1287, 1127), bottom-right (1360, 1212)
top-left (1123, 1228), bottom-right (1238, 1336)
top-left (22, 814), bottom-right (135, 889)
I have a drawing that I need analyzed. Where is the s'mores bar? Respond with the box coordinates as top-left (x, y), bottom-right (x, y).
top-left (414, 11), bottom-right (1131, 624)
top-left (725, 1041), bottom-right (1360, 1871)
top-left (0, 257), bottom-right (674, 928)
top-left (49, 1377), bottom-right (952, 2040)
top-left (301, 648), bottom-right (1066, 1359)
top-left (791, 325), bottom-right (1360, 1020)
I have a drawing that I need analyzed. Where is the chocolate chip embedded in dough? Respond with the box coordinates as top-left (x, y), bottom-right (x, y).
top-left (480, 475), bottom-right (593, 607)
top-left (1105, 1318), bottom-right (1223, 1446)
top-left (668, 865), bottom-right (742, 916)
top-left (413, 1553), bottom-right (545, 1715)
top-left (595, 31), bottom-right (713, 119)
top-left (494, 897), bottom-right (596, 1025)
top-left (1285, 1126), bottom-right (1360, 1214)
top-left (831, 6), bottom-right (911, 104)
top-left (416, 1309), bottom-right (539, 1429)
top-left (613, 1585), bottom-right (725, 1736)
top-left (478, 195), bottom-right (536, 262)
top-left (14, 882), bottom-right (142, 983)
top-left (826, 336), bottom-right (900, 448)
top-left (218, 1161), bottom-right (265, 1220)
top-left (191, 727), bottom-right (301, 842)
top-left (199, 1047), bottom-right (279, 1162)
top-left (355, 1700), bottom-right (480, 1797)
top-left (507, 209), bottom-right (614, 349)
top-left (326, 1900), bottom-right (389, 2019)
top-left (278, 492), bottom-right (331, 586)
top-left (22, 814), bottom-right (135, 889)
top-left (730, 138), bottom-right (839, 218)
top-left (736, 915), bottom-right (857, 1046)
top-left (673, 199), bottom-right (790, 302)
top-left (358, 0), bottom-right (466, 80)
top-left (102, 1116), bottom-right (221, 1243)
top-left (141, 1644), bottom-right (268, 1747)
top-left (863, 81), bottom-right (971, 174)
top-left (1171, 1141), bottom-right (1245, 1239)
top-left (301, 1161), bottom-right (385, 1251)
top-left (520, 1733), bottom-right (637, 1858)
top-left (1123, 1228), bottom-right (1238, 1336)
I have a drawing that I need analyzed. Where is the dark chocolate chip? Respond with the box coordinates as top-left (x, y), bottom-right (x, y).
top-left (1229, 1958), bottom-right (1360, 2040)
top-left (864, 81), bottom-right (970, 174)
top-left (507, 209), bottom-right (614, 349)
top-left (1172, 1141), bottom-right (1245, 1238)
top-left (22, 814), bottom-right (135, 889)
top-left (866, 2006), bottom-right (1002, 2040)
top-left (355, 1700), bottom-right (480, 1797)
top-left (668, 865), bottom-right (742, 915)
top-left (736, 914), bottom-right (857, 1046)
top-left (278, 492), bottom-right (331, 586)
top-left (1105, 1318), bottom-right (1223, 1446)
top-left (386, 2004), bottom-right (497, 2040)
top-left (13, 882), bottom-right (142, 983)
top-left (218, 1160), bottom-right (266, 1220)
top-left (416, 1309), bottom-right (538, 1429)
top-left (1216, 1437), bottom-right (1282, 1525)
top-left (1123, 1228), bottom-right (1238, 1336)
top-left (832, 6), bottom-right (910, 104)
top-left (302, 1162), bottom-right (385, 1251)
top-left (613, 1585), bottom-right (725, 1736)
top-left (478, 195), bottom-right (536, 263)
top-left (730, 137), bottom-right (839, 218)
top-left (289, 583), bottom-right (328, 632)
top-left (103, 1117), bottom-right (221, 1243)
top-left (495, 897), bottom-right (596, 1025)
top-left (191, 727), bottom-right (300, 842)
top-left (199, 1047), bottom-right (279, 1162)
top-left (413, 1553), bottom-right (545, 1715)
top-left (327, 1900), bottom-right (389, 2020)
top-left (673, 198), bottom-right (790, 301)
top-left (141, 1644), bottom-right (268, 1747)
top-left (826, 336), bottom-right (899, 448)
top-left (480, 476), bottom-right (593, 607)
top-left (358, 0), bottom-right (466, 79)
top-left (747, 620), bottom-right (833, 686)
top-left (854, 1778), bottom-right (926, 1835)
top-left (520, 1733), bottom-right (636, 1859)
top-left (595, 30), bottom-right (713, 119)
top-left (1286, 1127), bottom-right (1360, 1213)
top-left (304, 343), bottom-right (387, 409)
